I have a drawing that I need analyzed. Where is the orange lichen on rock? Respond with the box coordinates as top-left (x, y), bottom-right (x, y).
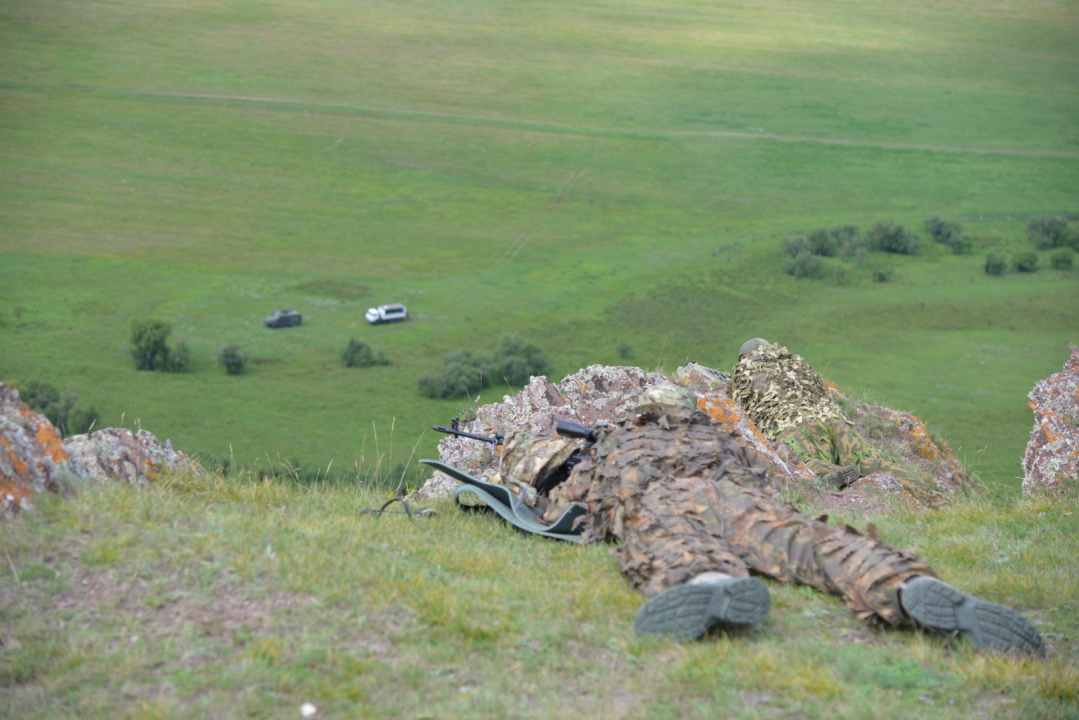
top-left (1023, 343), bottom-right (1079, 493)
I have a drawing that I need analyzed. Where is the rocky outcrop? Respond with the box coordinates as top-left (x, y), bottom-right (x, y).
top-left (0, 381), bottom-right (202, 516)
top-left (417, 364), bottom-right (814, 499)
top-left (65, 428), bottom-right (202, 487)
top-left (418, 363), bottom-right (969, 505)
top-left (0, 383), bottom-right (79, 515)
top-left (1023, 343), bottom-right (1079, 493)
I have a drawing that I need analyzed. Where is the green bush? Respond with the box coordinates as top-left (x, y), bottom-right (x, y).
top-left (417, 333), bottom-right (547, 398)
top-left (492, 332), bottom-right (546, 386)
top-left (807, 229), bottom-right (838, 257)
top-left (782, 251), bottom-right (827, 279)
top-left (163, 338), bottom-right (192, 373)
top-left (925, 215), bottom-right (969, 254)
top-left (872, 267), bottom-right (893, 283)
top-left (418, 349), bottom-right (491, 398)
top-left (781, 236), bottom-right (810, 257)
top-left (617, 341), bottom-right (633, 359)
top-left (218, 344), bottom-right (246, 375)
top-left (833, 263), bottom-right (850, 285)
top-left (1050, 247), bottom-right (1074, 269)
top-left (1012, 250), bottom-right (1039, 272)
top-left (867, 221), bottom-right (919, 255)
top-left (67, 404), bottom-right (100, 435)
top-left (130, 319), bottom-right (172, 370)
top-left (14, 380), bottom-right (96, 436)
top-left (1027, 215), bottom-right (1068, 249)
top-left (984, 251), bottom-right (1007, 275)
top-left (341, 338), bottom-right (388, 367)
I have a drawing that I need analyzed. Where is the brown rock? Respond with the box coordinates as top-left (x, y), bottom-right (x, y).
top-left (0, 383), bottom-right (78, 515)
top-left (0, 381), bottom-right (203, 516)
top-left (1022, 343), bottom-right (1079, 493)
top-left (65, 428), bottom-right (203, 486)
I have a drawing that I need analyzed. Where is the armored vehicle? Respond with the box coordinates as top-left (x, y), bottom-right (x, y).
top-left (263, 309), bottom-right (302, 328)
top-left (365, 304), bottom-right (408, 325)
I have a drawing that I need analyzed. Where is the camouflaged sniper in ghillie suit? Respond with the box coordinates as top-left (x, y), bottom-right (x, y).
top-left (728, 343), bottom-right (846, 437)
top-left (731, 343), bottom-right (945, 508)
top-left (540, 407), bottom-right (939, 625)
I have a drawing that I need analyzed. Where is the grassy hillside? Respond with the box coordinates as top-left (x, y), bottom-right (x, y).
top-left (1, 471), bottom-right (1076, 718)
top-left (1, 0), bottom-right (1078, 488)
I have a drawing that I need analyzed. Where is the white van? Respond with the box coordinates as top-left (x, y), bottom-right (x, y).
top-left (364, 303), bottom-right (409, 325)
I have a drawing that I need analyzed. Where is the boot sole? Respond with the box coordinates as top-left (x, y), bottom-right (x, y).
top-left (902, 577), bottom-right (1045, 657)
top-left (634, 577), bottom-right (770, 641)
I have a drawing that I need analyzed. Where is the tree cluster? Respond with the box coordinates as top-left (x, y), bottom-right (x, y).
top-left (130, 320), bottom-right (191, 373)
top-left (417, 333), bottom-right (547, 399)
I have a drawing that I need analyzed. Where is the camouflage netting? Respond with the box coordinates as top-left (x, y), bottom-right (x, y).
top-left (1023, 343), bottom-right (1079, 493)
top-left (729, 343), bottom-right (845, 436)
top-left (0, 381), bottom-right (203, 517)
top-left (416, 363), bottom-right (967, 505)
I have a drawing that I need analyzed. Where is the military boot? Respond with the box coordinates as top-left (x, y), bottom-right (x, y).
top-left (821, 464), bottom-right (859, 490)
top-left (634, 572), bottom-right (770, 641)
top-left (899, 577), bottom-right (1045, 657)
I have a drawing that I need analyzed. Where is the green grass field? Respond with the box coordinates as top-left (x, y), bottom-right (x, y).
top-left (1, 470), bottom-right (1076, 718)
top-left (2, 1), bottom-right (1079, 716)
top-left (2, 0), bottom-right (1077, 487)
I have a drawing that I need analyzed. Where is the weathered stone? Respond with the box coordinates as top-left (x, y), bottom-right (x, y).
top-left (827, 385), bottom-right (969, 495)
top-left (65, 428), bottom-right (203, 486)
top-left (1022, 343), bottom-right (1079, 493)
top-left (417, 365), bottom-right (813, 499)
top-left (0, 381), bottom-right (203, 515)
top-left (0, 383), bottom-right (78, 515)
top-left (675, 362), bottom-right (729, 395)
top-left (417, 365), bottom-right (968, 507)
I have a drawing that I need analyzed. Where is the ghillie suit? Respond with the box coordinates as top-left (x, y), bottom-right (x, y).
top-left (539, 404), bottom-right (937, 625)
top-left (729, 343), bottom-right (945, 507)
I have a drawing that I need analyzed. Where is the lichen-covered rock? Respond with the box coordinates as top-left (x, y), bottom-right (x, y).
top-left (675, 362), bottom-right (729, 395)
top-left (416, 365), bottom-right (813, 499)
top-left (1023, 343), bottom-right (1079, 493)
top-left (0, 383), bottom-right (79, 515)
top-left (0, 381), bottom-right (203, 515)
top-left (693, 393), bottom-right (816, 490)
top-left (65, 428), bottom-right (202, 486)
top-left (827, 385), bottom-right (969, 495)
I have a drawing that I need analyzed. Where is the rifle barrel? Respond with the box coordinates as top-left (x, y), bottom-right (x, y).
top-left (432, 425), bottom-right (500, 444)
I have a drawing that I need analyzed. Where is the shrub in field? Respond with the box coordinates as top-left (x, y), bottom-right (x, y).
top-left (218, 344), bottom-right (246, 375)
top-left (867, 221), bottom-right (920, 255)
top-left (492, 332), bottom-right (546, 386)
top-left (872, 267), bottom-right (893, 283)
top-left (417, 334), bottom-right (547, 397)
top-left (418, 349), bottom-right (491, 398)
top-left (854, 247), bottom-right (870, 267)
top-left (807, 229), bottom-right (838, 257)
top-left (984, 251), bottom-right (1007, 275)
top-left (130, 319), bottom-right (172, 370)
top-left (341, 338), bottom-right (388, 367)
top-left (1050, 247), bottom-right (1074, 269)
top-left (163, 338), bottom-right (192, 373)
top-left (925, 215), bottom-right (970, 254)
top-left (833, 263), bottom-right (851, 285)
top-left (617, 341), bottom-right (633, 359)
top-left (1027, 215), bottom-right (1068, 249)
top-left (14, 379), bottom-right (97, 436)
top-left (1012, 250), bottom-right (1039, 273)
top-left (783, 251), bottom-right (827, 279)
top-left (782, 236), bottom-right (811, 257)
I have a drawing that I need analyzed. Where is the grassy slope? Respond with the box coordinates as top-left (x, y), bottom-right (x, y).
top-left (0, 472), bottom-right (1076, 718)
top-left (1, 0), bottom-right (1077, 489)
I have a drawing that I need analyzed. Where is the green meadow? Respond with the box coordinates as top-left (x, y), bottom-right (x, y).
top-left (2, 0), bottom-right (1079, 716)
top-left (2, 0), bottom-right (1077, 486)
